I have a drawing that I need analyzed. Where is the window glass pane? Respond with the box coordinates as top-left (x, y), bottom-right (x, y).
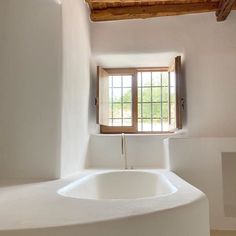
top-left (162, 103), bottom-right (168, 118)
top-left (109, 103), bottom-right (113, 118)
top-left (152, 72), bottom-right (161, 86)
top-left (113, 119), bottom-right (122, 126)
top-left (109, 88), bottom-right (112, 103)
top-left (123, 75), bottom-right (132, 87)
top-left (138, 119), bottom-right (142, 131)
top-left (142, 103), bottom-right (151, 118)
top-left (170, 103), bottom-right (176, 119)
top-left (113, 88), bottom-right (121, 102)
top-left (113, 76), bottom-right (122, 87)
top-left (138, 103), bottom-right (142, 118)
top-left (138, 88), bottom-right (142, 103)
top-left (170, 87), bottom-right (176, 103)
top-left (170, 72), bottom-right (176, 86)
top-left (109, 119), bottom-right (113, 126)
top-left (171, 118), bottom-right (176, 127)
top-left (152, 103), bottom-right (161, 118)
top-left (105, 69), bottom-right (176, 132)
top-left (123, 119), bottom-right (132, 126)
top-left (162, 87), bottom-right (169, 102)
top-left (136, 70), bottom-right (175, 132)
top-left (123, 88), bottom-right (132, 102)
top-left (142, 72), bottom-right (151, 87)
top-left (152, 87), bottom-right (161, 102)
top-left (113, 103), bottom-right (122, 118)
top-left (162, 72), bottom-right (169, 86)
top-left (153, 119), bottom-right (161, 131)
top-left (142, 88), bottom-right (151, 102)
top-left (142, 119), bottom-right (152, 131)
top-left (163, 119), bottom-right (169, 131)
top-left (123, 103), bottom-right (132, 118)
top-left (108, 73), bottom-right (133, 127)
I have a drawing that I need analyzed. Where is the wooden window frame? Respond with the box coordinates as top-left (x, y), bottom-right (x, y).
top-left (97, 57), bottom-right (183, 134)
top-left (100, 68), bottom-right (138, 133)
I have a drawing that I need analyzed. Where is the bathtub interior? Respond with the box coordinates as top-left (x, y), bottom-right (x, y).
top-left (58, 171), bottom-right (177, 200)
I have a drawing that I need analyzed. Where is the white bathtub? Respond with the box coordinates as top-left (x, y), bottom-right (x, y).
top-left (0, 169), bottom-right (210, 236)
top-left (58, 170), bottom-right (177, 200)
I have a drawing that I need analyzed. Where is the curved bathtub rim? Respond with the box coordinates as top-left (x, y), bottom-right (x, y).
top-left (57, 170), bottom-right (178, 201)
top-left (0, 169), bottom-right (208, 231)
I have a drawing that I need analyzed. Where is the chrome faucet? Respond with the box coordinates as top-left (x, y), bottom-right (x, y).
top-left (121, 133), bottom-right (128, 169)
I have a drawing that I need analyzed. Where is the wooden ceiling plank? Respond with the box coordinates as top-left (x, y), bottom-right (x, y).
top-left (86, 0), bottom-right (236, 21)
top-left (216, 0), bottom-right (224, 16)
top-left (89, 2), bottom-right (223, 21)
top-left (216, 0), bottom-right (236, 21)
top-left (87, 0), bottom-right (220, 10)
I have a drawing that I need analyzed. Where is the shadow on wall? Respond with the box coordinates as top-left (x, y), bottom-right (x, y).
top-left (181, 56), bottom-right (187, 131)
top-left (222, 152), bottom-right (236, 218)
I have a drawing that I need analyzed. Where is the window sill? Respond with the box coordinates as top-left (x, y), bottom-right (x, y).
top-left (93, 132), bottom-right (178, 137)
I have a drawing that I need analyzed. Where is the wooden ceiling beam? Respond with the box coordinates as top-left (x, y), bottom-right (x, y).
top-left (89, 2), bottom-right (236, 21)
top-left (216, 0), bottom-right (236, 21)
top-left (86, 0), bottom-right (214, 10)
top-left (86, 0), bottom-right (236, 22)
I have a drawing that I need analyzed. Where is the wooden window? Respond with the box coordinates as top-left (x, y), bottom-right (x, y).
top-left (96, 56), bottom-right (184, 134)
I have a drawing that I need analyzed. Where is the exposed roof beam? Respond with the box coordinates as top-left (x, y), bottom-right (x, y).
top-left (216, 0), bottom-right (236, 21)
top-left (86, 0), bottom-right (214, 10)
top-left (88, 1), bottom-right (236, 22)
top-left (86, 0), bottom-right (236, 22)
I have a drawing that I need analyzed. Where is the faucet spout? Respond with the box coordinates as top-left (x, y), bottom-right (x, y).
top-left (121, 133), bottom-right (128, 169)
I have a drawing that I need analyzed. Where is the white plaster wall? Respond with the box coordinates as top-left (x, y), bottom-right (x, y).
top-left (168, 137), bottom-right (236, 230)
top-left (88, 134), bottom-right (171, 169)
top-left (60, 0), bottom-right (92, 177)
top-left (91, 12), bottom-right (236, 137)
top-left (0, 0), bottom-right (62, 179)
top-left (90, 12), bottom-right (236, 230)
top-left (0, 0), bottom-right (94, 179)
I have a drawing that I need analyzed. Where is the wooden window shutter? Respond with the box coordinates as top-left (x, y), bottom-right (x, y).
top-left (168, 56), bottom-right (184, 130)
top-left (96, 66), bottom-right (110, 126)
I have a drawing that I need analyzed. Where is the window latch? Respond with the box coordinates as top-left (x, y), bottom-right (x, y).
top-left (95, 97), bottom-right (98, 106)
top-left (181, 97), bottom-right (185, 110)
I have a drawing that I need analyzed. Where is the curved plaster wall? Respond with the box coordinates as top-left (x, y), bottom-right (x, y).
top-left (0, 0), bottom-right (94, 179)
top-left (0, 0), bottom-right (62, 179)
